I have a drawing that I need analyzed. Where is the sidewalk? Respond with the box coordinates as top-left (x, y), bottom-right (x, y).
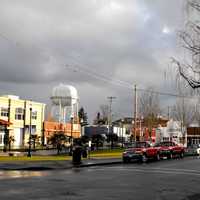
top-left (0, 157), bottom-right (122, 171)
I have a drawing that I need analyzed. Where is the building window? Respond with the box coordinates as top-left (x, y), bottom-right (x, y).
top-left (25, 125), bottom-right (36, 134)
top-left (1, 107), bottom-right (9, 117)
top-left (31, 125), bottom-right (36, 134)
top-left (32, 111), bottom-right (37, 120)
top-left (15, 108), bottom-right (24, 120)
top-left (163, 137), bottom-right (169, 141)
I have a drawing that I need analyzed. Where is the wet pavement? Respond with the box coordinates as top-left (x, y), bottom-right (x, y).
top-left (0, 170), bottom-right (49, 179)
top-left (0, 157), bottom-right (200, 200)
top-left (0, 158), bottom-right (122, 170)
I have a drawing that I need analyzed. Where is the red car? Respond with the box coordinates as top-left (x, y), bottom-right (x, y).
top-left (122, 141), bottom-right (160, 163)
top-left (154, 141), bottom-right (185, 159)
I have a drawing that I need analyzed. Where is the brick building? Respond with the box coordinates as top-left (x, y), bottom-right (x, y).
top-left (44, 121), bottom-right (81, 144)
top-left (187, 127), bottom-right (200, 146)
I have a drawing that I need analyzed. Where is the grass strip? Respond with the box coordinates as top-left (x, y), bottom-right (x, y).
top-left (0, 149), bottom-right (123, 162)
top-left (0, 155), bottom-right (71, 162)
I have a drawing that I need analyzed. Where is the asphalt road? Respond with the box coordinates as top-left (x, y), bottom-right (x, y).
top-left (0, 157), bottom-right (200, 200)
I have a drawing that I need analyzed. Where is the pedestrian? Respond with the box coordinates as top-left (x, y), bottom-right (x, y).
top-left (82, 145), bottom-right (88, 158)
top-left (197, 144), bottom-right (200, 159)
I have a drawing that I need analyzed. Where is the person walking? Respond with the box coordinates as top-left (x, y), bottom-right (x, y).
top-left (197, 144), bottom-right (200, 159)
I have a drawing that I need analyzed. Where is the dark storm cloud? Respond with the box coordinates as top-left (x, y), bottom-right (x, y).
top-left (0, 0), bottom-right (184, 119)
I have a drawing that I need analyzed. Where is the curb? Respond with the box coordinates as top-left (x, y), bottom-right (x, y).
top-left (1, 154), bottom-right (198, 171)
top-left (78, 161), bottom-right (122, 168)
top-left (0, 159), bottom-right (122, 171)
top-left (1, 166), bottom-right (55, 171)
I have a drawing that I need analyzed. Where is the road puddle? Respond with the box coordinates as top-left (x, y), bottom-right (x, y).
top-left (0, 170), bottom-right (49, 179)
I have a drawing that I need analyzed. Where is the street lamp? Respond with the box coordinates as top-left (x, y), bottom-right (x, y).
top-left (131, 120), bottom-right (135, 143)
top-left (121, 119), bottom-right (124, 148)
top-left (27, 105), bottom-right (32, 157)
top-left (70, 115), bottom-right (74, 155)
top-left (140, 116), bottom-right (144, 141)
top-left (80, 118), bottom-right (83, 137)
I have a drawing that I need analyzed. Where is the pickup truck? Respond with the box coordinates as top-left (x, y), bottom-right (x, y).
top-left (122, 141), bottom-right (160, 163)
top-left (154, 141), bottom-right (185, 159)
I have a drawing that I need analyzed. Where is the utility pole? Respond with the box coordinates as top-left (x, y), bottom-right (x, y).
top-left (27, 103), bottom-right (32, 157)
top-left (134, 85), bottom-right (137, 142)
top-left (107, 96), bottom-right (116, 148)
top-left (167, 106), bottom-right (170, 120)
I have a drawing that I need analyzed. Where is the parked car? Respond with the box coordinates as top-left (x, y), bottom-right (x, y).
top-left (154, 141), bottom-right (185, 159)
top-left (122, 141), bottom-right (160, 163)
top-left (187, 144), bottom-right (199, 156)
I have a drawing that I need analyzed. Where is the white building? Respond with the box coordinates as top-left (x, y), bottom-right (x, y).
top-left (156, 119), bottom-right (187, 147)
top-left (113, 126), bottom-right (128, 142)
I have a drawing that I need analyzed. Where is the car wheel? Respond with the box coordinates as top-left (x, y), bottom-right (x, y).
top-left (123, 158), bottom-right (130, 163)
top-left (142, 154), bottom-right (148, 163)
top-left (180, 151), bottom-right (184, 159)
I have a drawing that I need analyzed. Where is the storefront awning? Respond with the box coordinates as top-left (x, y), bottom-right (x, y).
top-left (0, 119), bottom-right (12, 126)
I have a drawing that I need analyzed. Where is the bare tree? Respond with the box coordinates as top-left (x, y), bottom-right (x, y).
top-left (99, 104), bottom-right (109, 121)
top-left (139, 87), bottom-right (160, 118)
top-left (172, 0), bottom-right (200, 89)
top-left (189, 97), bottom-right (200, 126)
top-left (139, 87), bottom-right (161, 141)
top-left (94, 104), bottom-right (109, 125)
top-left (171, 97), bottom-right (194, 127)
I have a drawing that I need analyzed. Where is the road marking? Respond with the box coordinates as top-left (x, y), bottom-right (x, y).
top-left (90, 166), bottom-right (200, 177)
top-left (147, 167), bottom-right (200, 173)
top-left (128, 168), bottom-right (200, 176)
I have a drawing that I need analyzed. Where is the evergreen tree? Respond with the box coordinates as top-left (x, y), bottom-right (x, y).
top-left (48, 132), bottom-right (67, 155)
top-left (78, 107), bottom-right (88, 126)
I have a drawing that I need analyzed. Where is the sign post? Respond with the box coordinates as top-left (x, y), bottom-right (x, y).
top-left (88, 140), bottom-right (91, 159)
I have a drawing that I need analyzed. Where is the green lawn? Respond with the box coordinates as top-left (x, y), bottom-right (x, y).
top-left (91, 148), bottom-right (124, 154)
top-left (0, 155), bottom-right (71, 162)
top-left (90, 148), bottom-right (123, 158)
top-left (0, 149), bottom-right (123, 162)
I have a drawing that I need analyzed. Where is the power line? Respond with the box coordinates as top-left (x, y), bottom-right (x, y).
top-left (1, 30), bottom-right (198, 100)
top-left (65, 62), bottom-right (200, 100)
top-left (137, 88), bottom-right (194, 99)
top-left (65, 63), bottom-right (132, 89)
top-left (0, 30), bottom-right (131, 89)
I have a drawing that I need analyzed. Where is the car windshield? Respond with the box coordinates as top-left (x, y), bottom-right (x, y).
top-left (154, 142), bottom-right (175, 147)
top-left (132, 142), bottom-right (149, 148)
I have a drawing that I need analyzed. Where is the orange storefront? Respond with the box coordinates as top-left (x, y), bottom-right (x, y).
top-left (44, 121), bottom-right (81, 143)
top-left (132, 127), bottom-right (156, 142)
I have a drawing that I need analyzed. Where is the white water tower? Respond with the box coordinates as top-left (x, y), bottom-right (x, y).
top-left (51, 83), bottom-right (79, 123)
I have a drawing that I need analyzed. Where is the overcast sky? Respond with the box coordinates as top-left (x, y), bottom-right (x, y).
top-left (0, 0), bottom-right (185, 121)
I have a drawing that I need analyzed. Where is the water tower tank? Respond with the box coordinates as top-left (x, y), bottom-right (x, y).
top-left (50, 84), bottom-right (79, 123)
top-left (51, 84), bottom-right (72, 106)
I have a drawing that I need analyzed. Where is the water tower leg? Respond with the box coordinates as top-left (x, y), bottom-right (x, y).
top-left (59, 99), bottom-right (62, 123)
